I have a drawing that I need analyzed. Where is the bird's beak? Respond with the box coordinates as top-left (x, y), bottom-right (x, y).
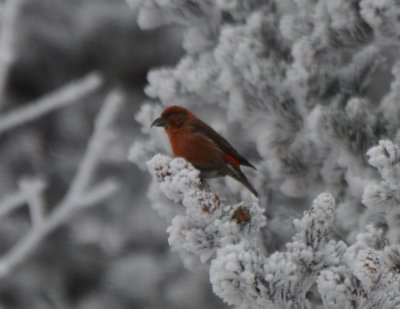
top-left (151, 117), bottom-right (167, 128)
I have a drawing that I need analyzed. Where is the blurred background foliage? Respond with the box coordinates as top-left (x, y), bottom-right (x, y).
top-left (0, 0), bottom-right (226, 308)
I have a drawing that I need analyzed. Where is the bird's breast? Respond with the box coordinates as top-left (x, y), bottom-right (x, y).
top-left (167, 127), bottom-right (224, 171)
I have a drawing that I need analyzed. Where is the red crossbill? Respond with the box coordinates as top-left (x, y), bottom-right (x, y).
top-left (151, 106), bottom-right (258, 197)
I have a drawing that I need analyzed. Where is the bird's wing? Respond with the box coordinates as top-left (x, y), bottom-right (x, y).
top-left (189, 118), bottom-right (256, 169)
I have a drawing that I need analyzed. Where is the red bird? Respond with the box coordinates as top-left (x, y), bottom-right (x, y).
top-left (151, 106), bottom-right (258, 196)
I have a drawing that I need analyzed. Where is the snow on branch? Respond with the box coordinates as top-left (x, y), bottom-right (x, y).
top-left (144, 154), bottom-right (369, 308)
top-left (127, 0), bottom-right (400, 307)
top-left (129, 0), bottom-right (218, 30)
top-left (362, 140), bottom-right (400, 243)
top-left (318, 225), bottom-right (400, 309)
top-left (143, 154), bottom-right (400, 307)
top-left (0, 72), bottom-right (103, 134)
top-left (146, 154), bottom-right (265, 263)
top-left (0, 90), bottom-right (122, 279)
top-left (210, 194), bottom-right (340, 309)
top-left (130, 0), bottom-right (220, 55)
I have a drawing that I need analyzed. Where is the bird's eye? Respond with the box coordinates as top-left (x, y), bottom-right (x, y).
top-left (164, 112), bottom-right (174, 119)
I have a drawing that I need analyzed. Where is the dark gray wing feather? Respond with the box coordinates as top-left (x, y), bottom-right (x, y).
top-left (189, 118), bottom-right (256, 169)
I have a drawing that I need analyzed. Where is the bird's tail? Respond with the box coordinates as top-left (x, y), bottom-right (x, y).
top-left (227, 166), bottom-right (259, 197)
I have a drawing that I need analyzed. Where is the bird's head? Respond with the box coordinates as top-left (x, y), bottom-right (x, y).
top-left (151, 106), bottom-right (193, 129)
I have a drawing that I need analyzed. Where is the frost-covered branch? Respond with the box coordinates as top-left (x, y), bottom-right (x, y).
top-left (318, 225), bottom-right (400, 309)
top-left (0, 72), bottom-right (103, 134)
top-left (146, 154), bottom-right (265, 263)
top-left (128, 0), bottom-right (219, 32)
top-left (362, 140), bottom-right (400, 244)
top-left (0, 91), bottom-right (122, 279)
top-left (210, 193), bottom-right (343, 309)
top-left (143, 153), bottom-right (400, 308)
top-left (0, 0), bottom-right (25, 110)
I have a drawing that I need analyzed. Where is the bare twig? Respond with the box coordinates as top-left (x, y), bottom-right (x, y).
top-left (66, 91), bottom-right (122, 201)
top-left (0, 72), bottom-right (103, 134)
top-left (0, 91), bottom-right (123, 279)
top-left (0, 181), bottom-right (118, 279)
top-left (18, 178), bottom-right (46, 228)
top-left (0, 178), bottom-right (45, 219)
top-left (0, 0), bottom-right (25, 110)
top-left (0, 190), bottom-right (25, 218)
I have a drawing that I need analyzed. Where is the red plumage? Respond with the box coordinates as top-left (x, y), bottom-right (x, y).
top-left (151, 106), bottom-right (258, 196)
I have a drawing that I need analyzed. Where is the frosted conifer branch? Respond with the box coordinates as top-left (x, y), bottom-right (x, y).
top-left (0, 72), bottom-right (103, 134)
top-left (129, 0), bottom-right (218, 30)
top-left (0, 0), bottom-right (24, 110)
top-left (360, 0), bottom-right (400, 40)
top-left (145, 154), bottom-right (265, 264)
top-left (363, 140), bottom-right (400, 211)
top-left (145, 154), bottom-right (270, 306)
top-left (210, 240), bottom-right (270, 308)
top-left (384, 245), bottom-right (400, 273)
top-left (318, 226), bottom-right (400, 309)
top-left (128, 0), bottom-right (400, 307)
top-left (0, 91), bottom-right (121, 279)
top-left (380, 62), bottom-right (400, 136)
top-left (362, 140), bottom-right (400, 243)
top-left (144, 155), bottom-right (370, 307)
top-left (130, 0), bottom-right (221, 55)
top-left (253, 193), bottom-right (345, 308)
top-left (366, 140), bottom-right (400, 182)
top-left (290, 193), bottom-right (335, 251)
top-left (143, 153), bottom-right (400, 307)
